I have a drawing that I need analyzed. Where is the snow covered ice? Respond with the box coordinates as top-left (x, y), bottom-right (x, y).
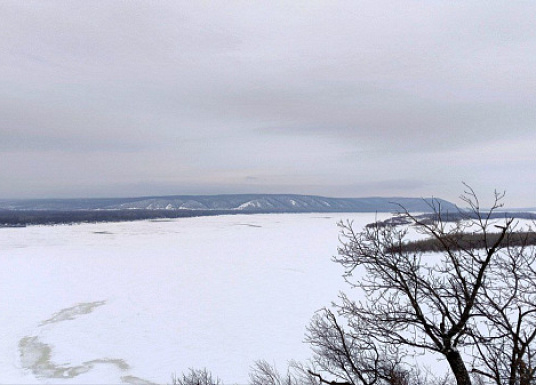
top-left (0, 213), bottom-right (390, 384)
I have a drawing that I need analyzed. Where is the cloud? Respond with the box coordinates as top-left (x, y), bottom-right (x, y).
top-left (0, 1), bottom-right (535, 205)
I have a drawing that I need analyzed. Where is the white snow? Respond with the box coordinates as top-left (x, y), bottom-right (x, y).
top-left (237, 201), bottom-right (259, 209)
top-left (0, 213), bottom-right (392, 385)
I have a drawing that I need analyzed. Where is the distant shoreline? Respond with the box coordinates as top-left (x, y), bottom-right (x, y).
top-left (0, 208), bottom-right (243, 227)
top-left (1, 208), bottom-right (535, 227)
top-left (0, 208), bottom-right (396, 227)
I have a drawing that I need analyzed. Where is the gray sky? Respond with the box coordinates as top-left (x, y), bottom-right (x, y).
top-left (1, 1), bottom-right (535, 207)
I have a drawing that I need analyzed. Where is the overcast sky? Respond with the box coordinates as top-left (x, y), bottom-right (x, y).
top-left (1, 1), bottom-right (535, 207)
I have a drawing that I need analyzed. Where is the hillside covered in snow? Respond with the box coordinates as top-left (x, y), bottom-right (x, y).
top-left (0, 194), bottom-right (456, 212)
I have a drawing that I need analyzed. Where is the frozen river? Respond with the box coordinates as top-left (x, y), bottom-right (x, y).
top-left (0, 212), bottom-right (388, 384)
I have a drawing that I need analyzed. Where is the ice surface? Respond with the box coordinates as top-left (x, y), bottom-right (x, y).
top-left (0, 213), bottom-right (392, 384)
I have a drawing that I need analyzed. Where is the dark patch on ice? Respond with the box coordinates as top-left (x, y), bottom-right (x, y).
top-left (20, 300), bottom-right (155, 384)
top-left (234, 223), bottom-right (262, 228)
top-left (40, 300), bottom-right (106, 326)
top-left (19, 335), bottom-right (129, 379)
top-left (93, 231), bottom-right (113, 234)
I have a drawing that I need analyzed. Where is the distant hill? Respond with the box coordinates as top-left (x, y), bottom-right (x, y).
top-left (0, 194), bottom-right (457, 213)
top-left (0, 194), bottom-right (462, 226)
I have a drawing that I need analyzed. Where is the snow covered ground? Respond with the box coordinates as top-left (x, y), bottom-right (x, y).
top-left (0, 212), bottom-right (392, 385)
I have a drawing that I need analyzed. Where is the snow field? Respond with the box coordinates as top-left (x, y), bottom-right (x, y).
top-left (0, 213), bottom-right (389, 384)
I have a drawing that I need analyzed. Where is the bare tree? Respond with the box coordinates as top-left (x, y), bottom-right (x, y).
top-left (249, 359), bottom-right (320, 385)
top-left (307, 186), bottom-right (536, 385)
top-left (469, 222), bottom-right (536, 385)
top-left (250, 360), bottom-right (292, 385)
top-left (306, 307), bottom-right (407, 385)
top-left (171, 368), bottom-right (223, 385)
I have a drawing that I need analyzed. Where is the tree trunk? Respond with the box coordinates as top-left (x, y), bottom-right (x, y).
top-left (519, 359), bottom-right (530, 385)
top-left (446, 350), bottom-right (472, 385)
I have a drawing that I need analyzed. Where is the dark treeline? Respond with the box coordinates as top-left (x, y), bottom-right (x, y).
top-left (0, 209), bottom-right (244, 226)
top-left (390, 230), bottom-right (536, 253)
top-left (0, 207), bottom-right (367, 226)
